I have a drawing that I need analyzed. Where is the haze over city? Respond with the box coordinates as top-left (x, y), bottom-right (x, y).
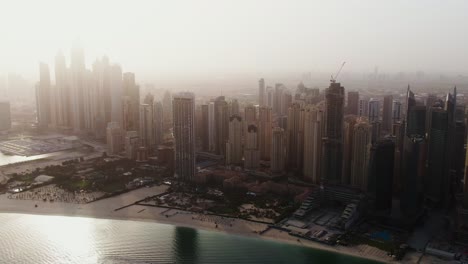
top-left (1, 0), bottom-right (468, 81)
top-left (1, 1), bottom-right (468, 263)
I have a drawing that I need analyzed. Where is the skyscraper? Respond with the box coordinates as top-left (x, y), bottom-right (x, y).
top-left (271, 127), bottom-right (286, 174)
top-left (125, 131), bottom-right (139, 160)
top-left (163, 90), bottom-right (173, 129)
top-left (106, 122), bottom-right (124, 155)
top-left (54, 51), bottom-right (69, 127)
top-left (323, 81), bottom-right (345, 184)
top-left (350, 118), bottom-right (372, 191)
top-left (287, 103), bottom-right (303, 172)
top-left (258, 106), bottom-right (272, 160)
top-left (69, 42), bottom-right (86, 132)
top-left (259, 78), bottom-right (266, 106)
top-left (0, 101), bottom-right (11, 131)
top-left (139, 104), bottom-right (155, 149)
top-left (201, 104), bottom-right (209, 151)
top-left (214, 96), bottom-right (229, 157)
top-left (36, 62), bottom-right (51, 128)
top-left (368, 98), bottom-right (380, 123)
top-left (303, 106), bottom-right (324, 183)
top-left (226, 115), bottom-right (243, 165)
top-left (392, 100), bottom-right (402, 123)
top-left (347, 91), bottom-right (359, 115)
top-left (358, 99), bottom-right (369, 117)
top-left (173, 92), bottom-right (196, 181)
top-left (342, 115), bottom-right (358, 185)
top-left (244, 124), bottom-right (260, 170)
top-left (154, 101), bottom-right (164, 146)
top-left (208, 102), bottom-right (216, 152)
top-left (367, 138), bottom-right (395, 211)
top-left (123, 72), bottom-right (140, 131)
top-left (425, 108), bottom-right (450, 206)
top-left (382, 95), bottom-right (393, 133)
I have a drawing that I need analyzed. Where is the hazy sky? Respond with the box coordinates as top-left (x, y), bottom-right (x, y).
top-left (1, 0), bottom-right (468, 81)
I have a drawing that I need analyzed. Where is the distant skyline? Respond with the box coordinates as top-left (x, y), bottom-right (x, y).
top-left (1, 0), bottom-right (468, 81)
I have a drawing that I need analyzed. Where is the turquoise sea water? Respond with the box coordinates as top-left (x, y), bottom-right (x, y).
top-left (0, 213), bottom-right (382, 264)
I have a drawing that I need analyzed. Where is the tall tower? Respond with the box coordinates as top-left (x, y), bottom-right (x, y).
top-left (123, 72), bottom-right (140, 131)
top-left (358, 98), bottom-right (369, 117)
top-left (201, 104), bottom-right (209, 151)
top-left (36, 62), bottom-right (51, 128)
top-left (154, 101), bottom-right (164, 146)
top-left (0, 101), bottom-right (11, 131)
top-left (323, 81), bottom-right (345, 184)
top-left (350, 118), bottom-right (372, 190)
top-left (54, 51), bottom-right (68, 127)
top-left (139, 104), bottom-right (155, 149)
top-left (287, 103), bottom-right (303, 171)
top-left (226, 115), bottom-right (243, 165)
top-left (342, 115), bottom-right (358, 185)
top-left (244, 124), bottom-right (260, 169)
top-left (258, 106), bottom-right (272, 160)
top-left (259, 78), bottom-right (266, 106)
top-left (208, 102), bottom-right (216, 152)
top-left (346, 91), bottom-right (359, 115)
top-left (173, 92), bottom-right (196, 181)
top-left (382, 95), bottom-right (393, 133)
top-left (367, 138), bottom-right (395, 211)
top-left (271, 127), bottom-right (286, 174)
top-left (106, 122), bottom-right (124, 155)
top-left (368, 98), bottom-right (380, 123)
top-left (69, 42), bottom-right (86, 132)
top-left (214, 96), bottom-right (229, 156)
top-left (303, 106), bottom-right (324, 183)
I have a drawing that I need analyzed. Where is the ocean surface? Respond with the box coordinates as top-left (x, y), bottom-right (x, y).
top-left (0, 213), bottom-right (381, 264)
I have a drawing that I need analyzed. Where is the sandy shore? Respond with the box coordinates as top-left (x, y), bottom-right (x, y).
top-left (0, 185), bottom-right (404, 263)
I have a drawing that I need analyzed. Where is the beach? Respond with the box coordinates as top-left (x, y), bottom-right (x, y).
top-left (0, 184), bottom-right (411, 263)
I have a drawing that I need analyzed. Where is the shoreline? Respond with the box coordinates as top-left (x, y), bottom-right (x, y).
top-left (0, 187), bottom-right (393, 263)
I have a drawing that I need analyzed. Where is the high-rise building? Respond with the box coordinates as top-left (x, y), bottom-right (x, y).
top-left (323, 82), bottom-right (345, 184)
top-left (425, 108), bottom-right (450, 206)
top-left (208, 102), bottom-right (216, 152)
top-left (123, 72), bottom-right (140, 131)
top-left (287, 103), bottom-right (303, 171)
top-left (214, 96), bottom-right (229, 156)
top-left (266, 86), bottom-right (274, 109)
top-left (69, 43), bottom-right (86, 132)
top-left (271, 127), bottom-right (286, 174)
top-left (226, 115), bottom-right (243, 165)
top-left (401, 135), bottom-right (426, 217)
top-left (125, 131), bottom-right (139, 160)
top-left (153, 102), bottom-right (164, 146)
top-left (36, 62), bottom-right (51, 128)
top-left (54, 51), bottom-right (69, 127)
top-left (392, 100), bottom-right (402, 123)
top-left (244, 124), bottom-right (260, 169)
top-left (230, 99), bottom-right (240, 116)
top-left (347, 91), bottom-right (359, 115)
top-left (303, 106), bottom-right (324, 183)
top-left (367, 138), bottom-right (395, 211)
top-left (259, 78), bottom-right (266, 106)
top-left (350, 118), bottom-right (372, 191)
top-left (106, 122), bottom-right (124, 155)
top-left (173, 92), bottom-right (196, 181)
top-left (368, 98), bottom-right (380, 123)
top-left (110, 65), bottom-right (123, 126)
top-left (201, 104), bottom-right (209, 151)
top-left (258, 107), bottom-right (272, 160)
top-left (342, 115), bottom-right (358, 185)
top-left (0, 101), bottom-right (11, 131)
top-left (382, 95), bottom-right (393, 133)
top-left (358, 99), bottom-right (369, 117)
top-left (139, 104), bottom-right (154, 150)
top-left (162, 90), bottom-right (173, 129)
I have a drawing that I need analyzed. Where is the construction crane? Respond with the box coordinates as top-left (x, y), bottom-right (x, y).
top-left (330, 61), bottom-right (346, 83)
